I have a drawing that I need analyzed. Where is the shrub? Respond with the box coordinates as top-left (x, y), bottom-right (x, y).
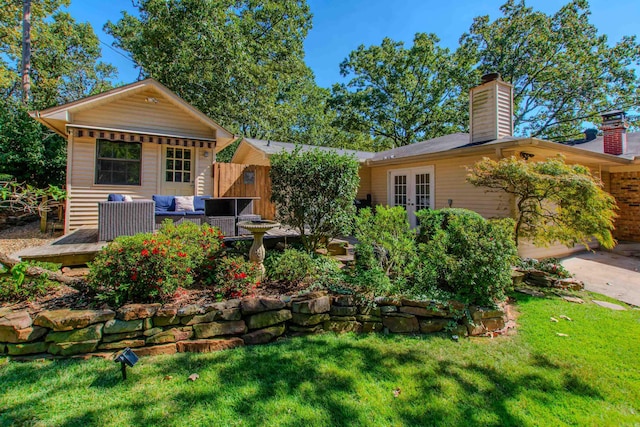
top-left (265, 248), bottom-right (343, 288)
top-left (413, 208), bottom-right (518, 305)
top-left (88, 233), bottom-right (194, 306)
top-left (0, 261), bottom-right (60, 301)
top-left (354, 206), bottom-right (416, 279)
top-left (156, 220), bottom-right (225, 281)
top-left (518, 257), bottom-right (572, 279)
top-left (270, 147), bottom-right (360, 252)
top-left (213, 256), bottom-right (260, 299)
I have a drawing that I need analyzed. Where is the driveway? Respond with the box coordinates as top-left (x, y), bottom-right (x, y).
top-left (561, 250), bottom-right (640, 307)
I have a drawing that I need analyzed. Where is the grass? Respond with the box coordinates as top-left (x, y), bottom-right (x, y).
top-left (1, 292), bottom-right (639, 427)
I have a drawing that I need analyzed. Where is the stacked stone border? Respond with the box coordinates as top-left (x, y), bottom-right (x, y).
top-left (0, 292), bottom-right (508, 359)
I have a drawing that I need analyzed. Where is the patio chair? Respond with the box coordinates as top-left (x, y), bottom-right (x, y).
top-left (98, 200), bottom-right (156, 241)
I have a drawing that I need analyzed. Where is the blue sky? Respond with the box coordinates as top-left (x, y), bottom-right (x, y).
top-left (66, 0), bottom-right (640, 89)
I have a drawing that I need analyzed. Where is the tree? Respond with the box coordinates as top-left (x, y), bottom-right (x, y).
top-left (0, 98), bottom-right (66, 186)
top-left (466, 155), bottom-right (617, 250)
top-left (107, 0), bottom-right (365, 148)
top-left (460, 0), bottom-right (640, 139)
top-left (270, 148), bottom-right (360, 252)
top-left (330, 33), bottom-right (477, 150)
top-left (1, 0), bottom-right (117, 109)
top-left (0, 0), bottom-right (116, 184)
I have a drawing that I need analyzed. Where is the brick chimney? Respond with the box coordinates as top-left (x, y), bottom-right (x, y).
top-left (469, 73), bottom-right (514, 144)
top-left (601, 110), bottom-right (628, 155)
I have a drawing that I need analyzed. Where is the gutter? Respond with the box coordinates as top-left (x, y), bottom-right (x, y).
top-left (365, 138), bottom-right (633, 167)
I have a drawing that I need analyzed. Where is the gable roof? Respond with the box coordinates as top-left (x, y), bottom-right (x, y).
top-left (233, 138), bottom-right (375, 163)
top-left (30, 78), bottom-right (236, 150)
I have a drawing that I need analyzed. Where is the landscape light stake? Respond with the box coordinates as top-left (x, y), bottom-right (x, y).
top-left (113, 347), bottom-right (139, 380)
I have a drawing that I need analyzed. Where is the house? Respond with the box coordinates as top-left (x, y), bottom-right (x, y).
top-left (30, 78), bottom-right (237, 233)
top-left (231, 74), bottom-right (640, 258)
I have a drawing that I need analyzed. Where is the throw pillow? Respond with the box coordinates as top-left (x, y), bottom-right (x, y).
top-left (122, 195), bottom-right (133, 202)
top-left (174, 196), bottom-right (195, 212)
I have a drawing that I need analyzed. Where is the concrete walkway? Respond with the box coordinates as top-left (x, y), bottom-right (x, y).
top-left (561, 250), bottom-right (640, 307)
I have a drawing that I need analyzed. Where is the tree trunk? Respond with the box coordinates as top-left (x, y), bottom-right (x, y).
top-left (21, 0), bottom-right (32, 105)
top-left (0, 252), bottom-right (84, 286)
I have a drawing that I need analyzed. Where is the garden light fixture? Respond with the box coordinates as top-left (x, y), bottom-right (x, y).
top-left (114, 347), bottom-right (139, 380)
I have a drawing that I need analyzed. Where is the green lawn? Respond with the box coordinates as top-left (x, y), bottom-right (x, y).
top-left (1, 293), bottom-right (639, 427)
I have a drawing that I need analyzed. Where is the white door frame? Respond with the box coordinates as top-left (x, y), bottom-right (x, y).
top-left (387, 166), bottom-right (435, 227)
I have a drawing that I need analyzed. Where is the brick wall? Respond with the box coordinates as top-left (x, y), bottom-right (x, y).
top-left (610, 172), bottom-right (640, 241)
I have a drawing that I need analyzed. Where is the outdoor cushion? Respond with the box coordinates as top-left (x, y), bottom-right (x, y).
top-left (123, 195), bottom-right (133, 202)
top-left (153, 195), bottom-right (176, 212)
top-left (194, 195), bottom-right (210, 211)
top-left (107, 194), bottom-right (125, 202)
top-left (175, 196), bottom-right (195, 212)
top-left (156, 211), bottom-right (187, 217)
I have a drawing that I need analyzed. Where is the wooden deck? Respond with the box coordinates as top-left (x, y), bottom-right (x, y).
top-left (16, 226), bottom-right (301, 266)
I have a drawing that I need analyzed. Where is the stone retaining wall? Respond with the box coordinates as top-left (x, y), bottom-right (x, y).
top-left (0, 293), bottom-right (507, 359)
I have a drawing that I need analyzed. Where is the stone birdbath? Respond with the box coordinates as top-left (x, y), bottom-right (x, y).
top-left (236, 220), bottom-right (280, 277)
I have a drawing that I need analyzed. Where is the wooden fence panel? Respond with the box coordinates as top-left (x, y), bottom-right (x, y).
top-left (213, 163), bottom-right (275, 220)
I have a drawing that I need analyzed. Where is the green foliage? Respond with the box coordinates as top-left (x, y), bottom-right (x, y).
top-left (460, 0), bottom-right (640, 138)
top-left (518, 257), bottom-right (573, 279)
top-left (106, 0), bottom-right (371, 149)
top-left (354, 206), bottom-right (416, 279)
top-left (270, 147), bottom-right (360, 252)
top-left (0, 100), bottom-right (66, 186)
top-left (343, 264), bottom-right (394, 297)
top-left (156, 220), bottom-right (225, 281)
top-left (0, 261), bottom-right (61, 302)
top-left (1, 1), bottom-right (116, 108)
top-left (330, 33), bottom-right (477, 149)
top-left (213, 256), bottom-right (260, 299)
top-left (0, 0), bottom-right (115, 186)
top-left (265, 248), bottom-right (342, 287)
top-left (88, 222), bottom-right (229, 305)
top-left (467, 155), bottom-right (618, 249)
top-left (413, 208), bottom-right (518, 305)
top-left (88, 233), bottom-right (194, 306)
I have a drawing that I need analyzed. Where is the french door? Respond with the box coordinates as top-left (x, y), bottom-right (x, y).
top-left (388, 166), bottom-right (434, 227)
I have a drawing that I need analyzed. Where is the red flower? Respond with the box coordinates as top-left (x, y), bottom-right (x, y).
top-left (240, 272), bottom-right (247, 279)
top-left (141, 249), bottom-right (150, 256)
top-left (186, 267), bottom-right (191, 273)
top-left (152, 247), bottom-right (160, 255)
top-left (178, 251), bottom-right (187, 258)
top-left (131, 272), bottom-right (138, 281)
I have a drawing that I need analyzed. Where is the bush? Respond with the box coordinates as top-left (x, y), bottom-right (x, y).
top-left (518, 257), bottom-right (572, 279)
top-left (88, 233), bottom-right (194, 306)
top-left (413, 208), bottom-right (518, 305)
top-left (354, 206), bottom-right (416, 279)
top-left (157, 220), bottom-right (225, 282)
top-left (213, 256), bottom-right (260, 299)
top-left (270, 147), bottom-right (360, 252)
top-left (265, 248), bottom-right (343, 288)
top-left (0, 261), bottom-right (60, 301)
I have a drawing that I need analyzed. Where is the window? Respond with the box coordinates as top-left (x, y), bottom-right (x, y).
top-left (95, 140), bottom-right (141, 185)
top-left (165, 147), bottom-right (192, 183)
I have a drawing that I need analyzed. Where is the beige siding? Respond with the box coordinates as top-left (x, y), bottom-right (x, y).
top-left (357, 166), bottom-right (371, 200)
top-left (66, 136), bottom-right (213, 231)
top-left (369, 154), bottom-right (511, 218)
top-left (73, 88), bottom-right (215, 139)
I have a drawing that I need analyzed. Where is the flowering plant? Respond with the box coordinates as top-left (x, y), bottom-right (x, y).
top-left (88, 233), bottom-right (195, 306)
top-left (213, 256), bottom-right (260, 299)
